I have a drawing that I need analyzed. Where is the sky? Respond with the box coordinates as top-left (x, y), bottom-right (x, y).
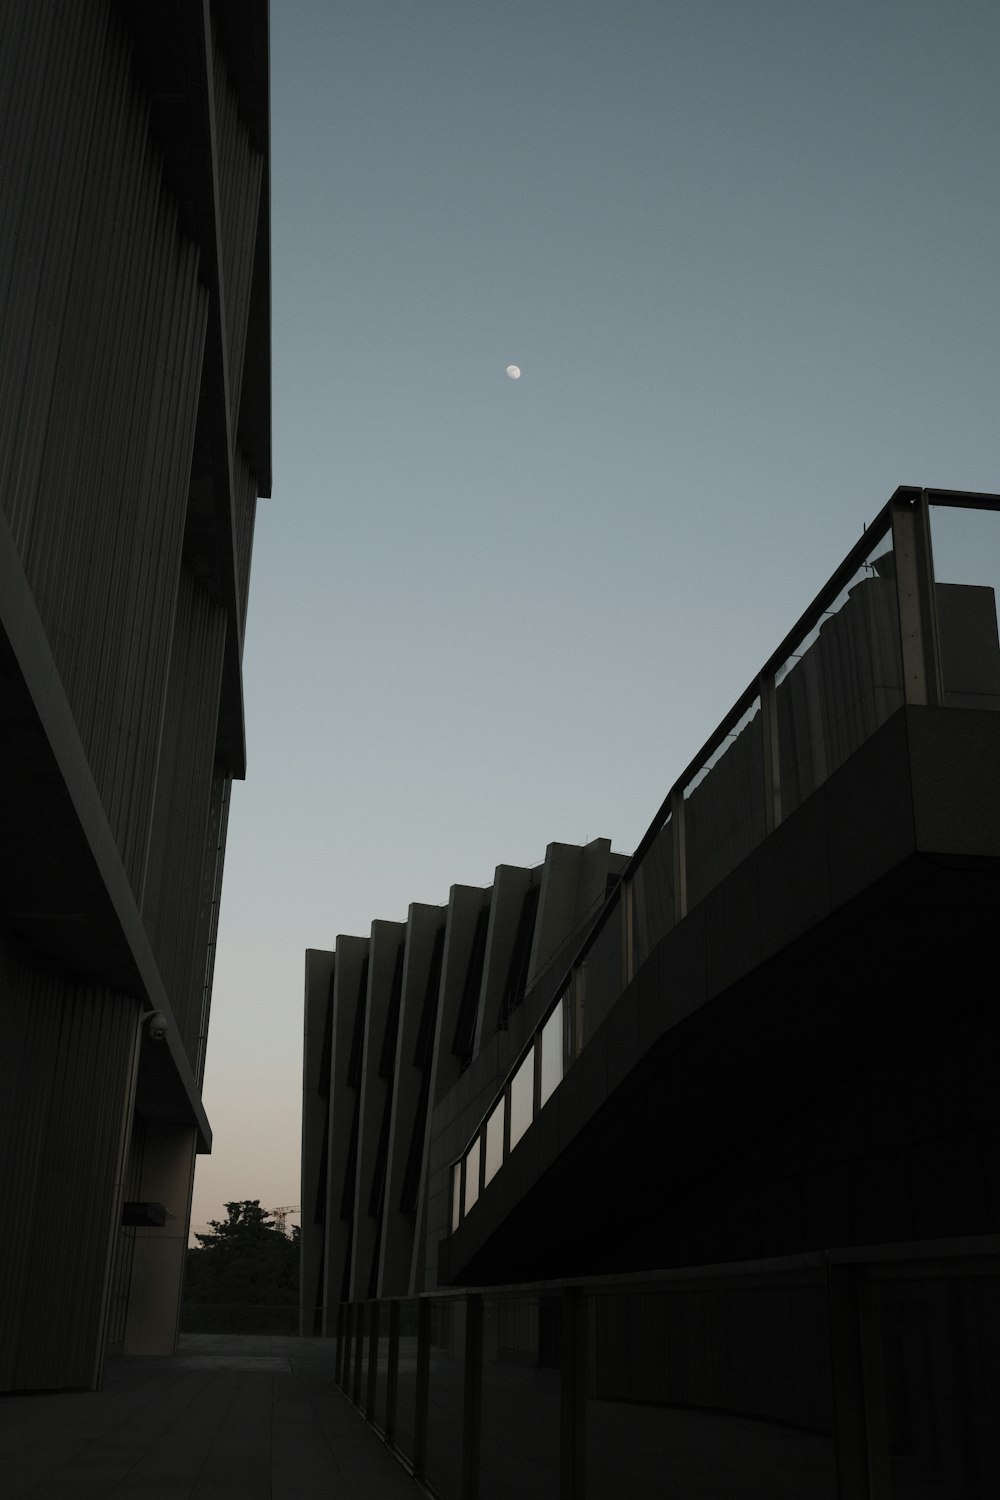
top-left (189, 0), bottom-right (999, 1239)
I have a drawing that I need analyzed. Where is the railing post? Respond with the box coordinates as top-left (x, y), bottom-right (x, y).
top-left (385, 1299), bottom-right (400, 1445)
top-left (759, 671), bottom-right (782, 834)
top-left (462, 1293), bottom-right (483, 1500)
top-left (891, 489), bottom-right (944, 707)
top-left (413, 1298), bottom-right (431, 1481)
top-left (560, 1287), bottom-right (586, 1500)
top-left (670, 788), bottom-right (687, 923)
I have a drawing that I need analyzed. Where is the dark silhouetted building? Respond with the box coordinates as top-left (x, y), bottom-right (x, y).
top-left (0, 0), bottom-right (270, 1391)
top-left (304, 489), bottom-right (1000, 1497)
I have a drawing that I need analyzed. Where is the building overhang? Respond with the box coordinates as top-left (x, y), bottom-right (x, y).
top-left (444, 706), bottom-right (1000, 1285)
top-left (0, 510), bottom-right (212, 1152)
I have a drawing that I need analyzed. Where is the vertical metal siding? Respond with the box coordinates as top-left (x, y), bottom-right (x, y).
top-left (233, 445), bottom-right (259, 633)
top-left (0, 925), bottom-right (138, 1391)
top-left (0, 1), bottom-right (208, 893)
top-left (0, 1), bottom-right (269, 1390)
top-left (105, 1115), bottom-right (146, 1350)
top-left (141, 565), bottom-right (227, 1072)
top-left (212, 34), bottom-right (263, 431)
top-left (192, 764), bottom-right (232, 1086)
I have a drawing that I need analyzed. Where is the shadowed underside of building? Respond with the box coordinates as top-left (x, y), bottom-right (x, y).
top-left (0, 0), bottom-right (270, 1392)
top-left (304, 489), bottom-right (1000, 1497)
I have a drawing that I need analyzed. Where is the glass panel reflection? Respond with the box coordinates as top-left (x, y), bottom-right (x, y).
top-left (425, 1298), bottom-right (466, 1500)
top-left (929, 504), bottom-right (1000, 710)
top-left (484, 1096), bottom-right (504, 1187)
top-left (585, 1284), bottom-right (836, 1499)
top-left (539, 1000), bottom-right (563, 1109)
top-left (869, 1275), bottom-right (1000, 1498)
top-left (481, 1295), bottom-right (561, 1500)
top-left (464, 1135), bottom-right (481, 1215)
top-left (374, 1323), bottom-right (389, 1432)
top-left (364, 1302), bottom-right (379, 1418)
top-left (392, 1299), bottom-right (419, 1464)
top-left (352, 1302), bottom-right (366, 1405)
top-left (509, 1048), bottom-right (534, 1152)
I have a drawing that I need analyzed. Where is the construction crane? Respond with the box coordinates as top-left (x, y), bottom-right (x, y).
top-left (269, 1204), bottom-right (300, 1236)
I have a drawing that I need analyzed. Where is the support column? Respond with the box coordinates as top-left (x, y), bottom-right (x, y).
top-left (123, 1123), bottom-right (198, 1355)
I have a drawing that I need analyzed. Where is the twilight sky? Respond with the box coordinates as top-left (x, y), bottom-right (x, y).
top-left (190, 0), bottom-right (999, 1239)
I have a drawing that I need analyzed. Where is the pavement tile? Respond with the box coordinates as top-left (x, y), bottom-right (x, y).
top-left (0, 1336), bottom-right (420, 1500)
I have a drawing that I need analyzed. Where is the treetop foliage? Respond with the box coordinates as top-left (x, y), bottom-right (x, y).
top-left (185, 1199), bottom-right (299, 1310)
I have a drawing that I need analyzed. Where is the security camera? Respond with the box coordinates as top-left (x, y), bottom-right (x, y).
top-left (140, 1009), bottom-right (169, 1042)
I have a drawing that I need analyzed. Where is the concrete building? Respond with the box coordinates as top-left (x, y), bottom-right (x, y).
top-left (302, 838), bottom-right (628, 1326)
top-left (304, 488), bottom-right (1000, 1497)
top-left (0, 0), bottom-right (270, 1391)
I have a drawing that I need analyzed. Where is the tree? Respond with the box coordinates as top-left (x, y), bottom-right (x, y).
top-left (182, 1201), bottom-right (299, 1331)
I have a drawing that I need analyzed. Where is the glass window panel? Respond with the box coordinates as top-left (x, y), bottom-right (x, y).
top-left (463, 1135), bottom-right (481, 1216)
top-left (775, 528), bottom-right (902, 821)
top-left (451, 1161), bottom-right (462, 1231)
top-left (929, 504), bottom-right (1000, 710)
top-left (509, 1048), bottom-right (534, 1152)
top-left (484, 1096), bottom-right (504, 1188)
top-left (539, 1000), bottom-right (563, 1109)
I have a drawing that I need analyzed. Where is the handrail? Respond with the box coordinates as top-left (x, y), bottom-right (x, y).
top-left (335, 1235), bottom-right (1000, 1500)
top-left (449, 490), bottom-right (1000, 1223)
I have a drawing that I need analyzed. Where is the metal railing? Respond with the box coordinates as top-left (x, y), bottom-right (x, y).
top-left (449, 489), bottom-right (1000, 1235)
top-left (335, 1236), bottom-right (1000, 1500)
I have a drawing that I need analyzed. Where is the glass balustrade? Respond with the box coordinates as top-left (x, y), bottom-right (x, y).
top-left (391, 1299), bottom-right (420, 1464)
top-left (683, 693), bottom-right (765, 910)
top-left (929, 503), bottom-right (1000, 710)
top-left (480, 1294), bottom-right (561, 1500)
top-left (447, 494), bottom-right (1000, 1240)
top-left (629, 814), bottom-right (674, 973)
top-left (425, 1297), bottom-right (466, 1500)
top-left (775, 527), bottom-right (902, 821)
top-left (335, 1241), bottom-right (999, 1500)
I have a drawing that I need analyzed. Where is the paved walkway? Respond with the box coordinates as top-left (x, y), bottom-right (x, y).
top-left (0, 1334), bottom-right (422, 1500)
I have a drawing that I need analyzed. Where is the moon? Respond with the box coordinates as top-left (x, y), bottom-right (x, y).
top-left (505, 364), bottom-right (521, 379)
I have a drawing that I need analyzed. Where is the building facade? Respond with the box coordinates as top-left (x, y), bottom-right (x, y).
top-left (0, 0), bottom-right (270, 1391)
top-left (302, 838), bottom-right (628, 1329)
top-left (304, 490), bottom-right (1000, 1496)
